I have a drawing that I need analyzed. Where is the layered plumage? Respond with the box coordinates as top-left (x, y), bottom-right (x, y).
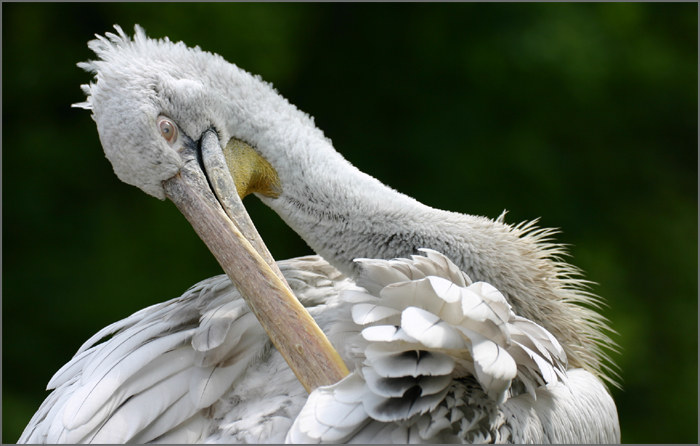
top-left (288, 250), bottom-right (617, 443)
top-left (20, 257), bottom-right (349, 443)
top-left (20, 26), bottom-right (619, 443)
top-left (21, 253), bottom-right (618, 443)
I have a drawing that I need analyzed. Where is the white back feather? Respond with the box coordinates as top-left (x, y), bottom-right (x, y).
top-left (288, 250), bottom-right (618, 443)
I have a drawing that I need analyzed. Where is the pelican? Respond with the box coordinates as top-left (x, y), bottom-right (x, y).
top-left (19, 25), bottom-right (620, 444)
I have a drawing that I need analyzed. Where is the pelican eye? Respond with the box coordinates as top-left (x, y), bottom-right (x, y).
top-left (157, 117), bottom-right (178, 144)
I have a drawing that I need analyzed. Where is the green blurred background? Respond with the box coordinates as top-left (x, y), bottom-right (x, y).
top-left (2, 3), bottom-right (697, 443)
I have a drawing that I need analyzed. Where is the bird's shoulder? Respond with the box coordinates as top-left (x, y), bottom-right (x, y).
top-left (19, 255), bottom-right (347, 444)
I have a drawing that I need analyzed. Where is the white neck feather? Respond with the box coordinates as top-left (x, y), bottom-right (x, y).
top-left (258, 133), bottom-right (530, 291)
top-left (260, 148), bottom-right (439, 276)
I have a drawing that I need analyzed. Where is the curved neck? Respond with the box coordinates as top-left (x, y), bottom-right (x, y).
top-left (260, 144), bottom-right (510, 284)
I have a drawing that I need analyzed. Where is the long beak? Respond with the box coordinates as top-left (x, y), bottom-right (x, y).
top-left (162, 130), bottom-right (348, 393)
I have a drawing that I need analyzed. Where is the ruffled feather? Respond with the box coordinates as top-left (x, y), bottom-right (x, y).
top-left (288, 250), bottom-right (573, 442)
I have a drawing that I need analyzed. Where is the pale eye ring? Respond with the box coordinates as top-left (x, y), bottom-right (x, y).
top-left (157, 116), bottom-right (178, 143)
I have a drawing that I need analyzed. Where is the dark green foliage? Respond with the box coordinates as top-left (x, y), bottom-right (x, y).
top-left (2, 3), bottom-right (696, 443)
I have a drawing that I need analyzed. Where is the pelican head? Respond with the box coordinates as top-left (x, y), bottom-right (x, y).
top-left (75, 25), bottom-right (350, 393)
top-left (76, 27), bottom-right (261, 199)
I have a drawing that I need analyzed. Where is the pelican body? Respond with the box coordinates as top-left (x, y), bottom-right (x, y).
top-left (20, 26), bottom-right (619, 443)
